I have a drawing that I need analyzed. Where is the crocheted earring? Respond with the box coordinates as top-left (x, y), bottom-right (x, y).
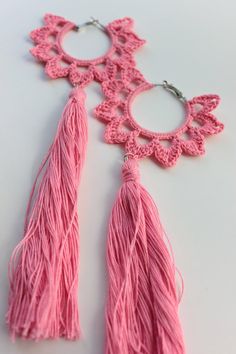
top-left (95, 79), bottom-right (224, 353)
top-left (6, 14), bottom-right (146, 340)
top-left (6, 13), bottom-right (224, 352)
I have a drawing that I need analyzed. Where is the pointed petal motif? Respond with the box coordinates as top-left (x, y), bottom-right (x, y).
top-left (114, 31), bottom-right (145, 52)
top-left (93, 59), bottom-right (118, 82)
top-left (154, 138), bottom-right (182, 167)
top-left (94, 100), bottom-right (115, 122)
top-left (104, 58), bottom-right (119, 80)
top-left (125, 131), bottom-right (155, 158)
top-left (30, 43), bottom-right (54, 62)
top-left (194, 113), bottom-right (224, 136)
top-left (101, 66), bottom-right (144, 100)
top-left (108, 17), bottom-right (134, 33)
top-left (69, 64), bottom-right (94, 86)
top-left (94, 100), bottom-right (126, 122)
top-left (122, 32), bottom-right (146, 52)
top-left (30, 26), bottom-right (57, 44)
top-left (109, 46), bottom-right (135, 68)
top-left (190, 94), bottom-right (220, 114)
top-left (105, 118), bottom-right (130, 143)
top-left (102, 79), bottom-right (124, 99)
top-left (93, 66), bottom-right (108, 82)
top-left (45, 56), bottom-right (70, 78)
top-left (121, 66), bottom-right (146, 87)
top-left (118, 50), bottom-right (136, 68)
top-left (93, 60), bottom-right (116, 82)
top-left (180, 128), bottom-right (205, 156)
top-left (44, 13), bottom-right (68, 26)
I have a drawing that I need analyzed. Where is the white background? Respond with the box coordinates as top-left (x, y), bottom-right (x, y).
top-left (0, 1), bottom-right (235, 353)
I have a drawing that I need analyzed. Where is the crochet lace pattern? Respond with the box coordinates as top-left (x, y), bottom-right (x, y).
top-left (30, 14), bottom-right (224, 168)
top-left (30, 14), bottom-right (145, 87)
top-left (95, 79), bottom-right (224, 167)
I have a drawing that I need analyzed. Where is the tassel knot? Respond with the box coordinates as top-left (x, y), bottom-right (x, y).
top-left (122, 158), bottom-right (140, 183)
top-left (69, 86), bottom-right (86, 101)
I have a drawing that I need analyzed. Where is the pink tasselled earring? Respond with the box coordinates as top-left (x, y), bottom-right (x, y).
top-left (6, 14), bottom-right (146, 340)
top-left (95, 80), bottom-right (224, 353)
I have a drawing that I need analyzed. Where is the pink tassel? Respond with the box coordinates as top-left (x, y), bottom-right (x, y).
top-left (106, 158), bottom-right (185, 354)
top-left (6, 87), bottom-right (88, 340)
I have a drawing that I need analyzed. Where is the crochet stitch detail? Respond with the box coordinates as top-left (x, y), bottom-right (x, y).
top-left (95, 80), bottom-right (224, 167)
top-left (30, 14), bottom-right (145, 87)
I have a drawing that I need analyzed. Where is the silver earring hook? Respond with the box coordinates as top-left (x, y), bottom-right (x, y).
top-left (76, 17), bottom-right (107, 33)
top-left (154, 80), bottom-right (186, 102)
top-left (90, 17), bottom-right (107, 32)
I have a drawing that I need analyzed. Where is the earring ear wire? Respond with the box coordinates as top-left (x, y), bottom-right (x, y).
top-left (154, 80), bottom-right (186, 102)
top-left (75, 17), bottom-right (107, 33)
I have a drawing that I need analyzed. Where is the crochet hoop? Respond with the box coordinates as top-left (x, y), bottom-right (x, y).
top-left (30, 14), bottom-right (145, 87)
top-left (95, 78), bottom-right (224, 167)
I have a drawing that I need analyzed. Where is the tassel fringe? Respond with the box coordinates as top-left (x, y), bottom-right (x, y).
top-left (6, 87), bottom-right (88, 340)
top-left (106, 158), bottom-right (185, 354)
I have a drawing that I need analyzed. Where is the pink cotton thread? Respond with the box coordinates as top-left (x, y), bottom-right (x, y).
top-left (6, 87), bottom-right (87, 340)
top-left (106, 158), bottom-right (185, 354)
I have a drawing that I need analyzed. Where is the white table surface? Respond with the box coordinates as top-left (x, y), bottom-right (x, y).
top-left (0, 1), bottom-right (235, 353)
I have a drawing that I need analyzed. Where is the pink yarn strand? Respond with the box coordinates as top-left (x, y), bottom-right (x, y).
top-left (6, 87), bottom-right (88, 340)
top-left (106, 158), bottom-right (185, 354)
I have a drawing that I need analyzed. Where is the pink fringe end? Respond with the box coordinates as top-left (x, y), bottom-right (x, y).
top-left (106, 158), bottom-right (185, 354)
top-left (6, 87), bottom-right (88, 340)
